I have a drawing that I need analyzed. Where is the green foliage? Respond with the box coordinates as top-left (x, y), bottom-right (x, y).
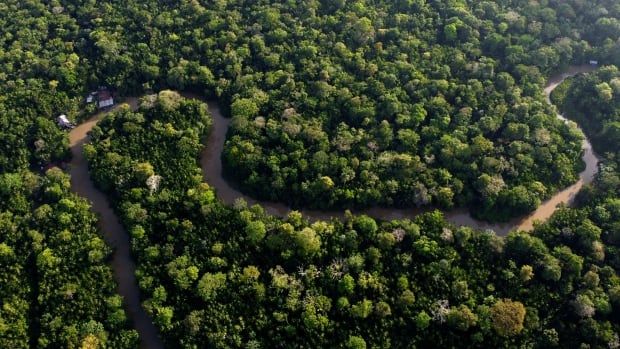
top-left (86, 88), bottom-right (620, 348)
top-left (2, 1), bottom-right (620, 348)
top-left (245, 221), bottom-right (267, 244)
top-left (197, 272), bottom-right (227, 302)
top-left (346, 335), bottom-right (367, 349)
top-left (170, 0), bottom-right (609, 220)
top-left (447, 305), bottom-right (477, 331)
top-left (415, 311), bottom-right (432, 330)
top-left (0, 170), bottom-right (136, 348)
top-left (553, 65), bottom-right (620, 155)
top-left (490, 299), bottom-right (526, 337)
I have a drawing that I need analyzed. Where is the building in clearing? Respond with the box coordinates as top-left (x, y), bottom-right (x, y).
top-left (98, 89), bottom-right (114, 109)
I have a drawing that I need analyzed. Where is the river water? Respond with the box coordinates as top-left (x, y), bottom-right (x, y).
top-left (68, 100), bottom-right (164, 349)
top-left (199, 65), bottom-right (599, 236)
top-left (65, 65), bottom-right (597, 348)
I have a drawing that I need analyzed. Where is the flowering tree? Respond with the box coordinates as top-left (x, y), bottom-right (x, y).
top-left (146, 174), bottom-right (163, 194)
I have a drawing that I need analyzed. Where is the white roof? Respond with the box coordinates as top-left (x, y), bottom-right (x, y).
top-left (99, 98), bottom-right (114, 108)
top-left (57, 114), bottom-right (72, 127)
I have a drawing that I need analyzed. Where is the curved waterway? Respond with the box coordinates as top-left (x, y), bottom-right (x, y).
top-left (64, 65), bottom-right (598, 348)
top-left (68, 99), bottom-right (164, 349)
top-left (199, 65), bottom-right (599, 236)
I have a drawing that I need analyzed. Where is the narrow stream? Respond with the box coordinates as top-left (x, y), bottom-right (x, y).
top-left (199, 65), bottom-right (599, 236)
top-left (68, 100), bottom-right (164, 349)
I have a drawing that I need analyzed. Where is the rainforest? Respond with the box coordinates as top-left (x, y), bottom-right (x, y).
top-left (1, 1), bottom-right (620, 348)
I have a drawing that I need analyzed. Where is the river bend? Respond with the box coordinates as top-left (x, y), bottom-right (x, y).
top-left (66, 65), bottom-right (598, 348)
top-left (68, 99), bottom-right (163, 349)
top-left (200, 65), bottom-right (600, 235)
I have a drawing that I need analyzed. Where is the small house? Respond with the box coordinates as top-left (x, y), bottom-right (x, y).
top-left (98, 89), bottom-right (114, 109)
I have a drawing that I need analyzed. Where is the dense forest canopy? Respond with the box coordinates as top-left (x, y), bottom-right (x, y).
top-left (0, 169), bottom-right (137, 348)
top-left (80, 0), bottom-right (620, 219)
top-left (0, 0), bottom-right (619, 348)
top-left (3, 0), bottom-right (620, 219)
top-left (85, 92), bottom-right (620, 348)
top-left (552, 65), bottom-right (620, 156)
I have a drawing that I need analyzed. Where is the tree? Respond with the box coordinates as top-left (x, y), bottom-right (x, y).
top-left (415, 311), bottom-right (431, 330)
top-left (295, 227), bottom-right (321, 258)
top-left (444, 23), bottom-right (458, 42)
top-left (351, 299), bottom-right (373, 319)
top-left (338, 274), bottom-right (355, 295)
top-left (490, 299), bottom-right (526, 337)
top-left (346, 336), bottom-right (366, 349)
top-left (167, 256), bottom-right (199, 290)
top-left (375, 301), bottom-right (392, 317)
top-left (196, 272), bottom-right (227, 301)
top-left (352, 17), bottom-right (375, 46)
top-left (447, 305), bottom-right (477, 331)
top-left (231, 98), bottom-right (259, 119)
top-left (353, 216), bottom-right (378, 239)
top-left (572, 294), bottom-right (595, 318)
top-left (520, 265), bottom-right (534, 282)
top-left (246, 221), bottom-right (267, 244)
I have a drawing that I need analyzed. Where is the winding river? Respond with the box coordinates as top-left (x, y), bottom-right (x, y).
top-left (67, 65), bottom-right (597, 348)
top-left (200, 65), bottom-right (600, 235)
top-left (68, 99), bottom-right (164, 349)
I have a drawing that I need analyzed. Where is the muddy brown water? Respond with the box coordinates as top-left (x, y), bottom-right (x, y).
top-left (68, 99), bottom-right (164, 349)
top-left (199, 65), bottom-right (600, 236)
top-left (67, 66), bottom-right (597, 348)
